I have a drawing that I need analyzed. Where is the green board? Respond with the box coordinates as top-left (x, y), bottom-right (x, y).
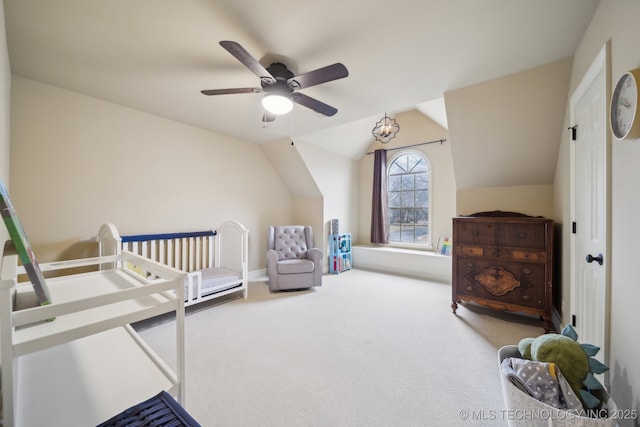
top-left (0, 179), bottom-right (52, 306)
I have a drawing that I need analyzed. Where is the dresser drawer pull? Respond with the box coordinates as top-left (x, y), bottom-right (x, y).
top-left (521, 295), bottom-right (530, 301)
top-left (522, 268), bottom-right (531, 274)
top-left (466, 286), bottom-right (474, 292)
top-left (517, 232), bottom-right (526, 239)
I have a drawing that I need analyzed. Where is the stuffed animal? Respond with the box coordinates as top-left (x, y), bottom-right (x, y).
top-left (518, 324), bottom-right (609, 409)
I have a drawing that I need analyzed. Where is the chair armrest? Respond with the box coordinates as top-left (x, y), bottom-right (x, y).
top-left (307, 248), bottom-right (323, 286)
top-left (266, 249), bottom-right (279, 288)
top-left (307, 248), bottom-right (322, 264)
top-left (266, 249), bottom-right (279, 263)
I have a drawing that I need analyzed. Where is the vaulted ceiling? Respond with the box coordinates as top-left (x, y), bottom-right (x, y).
top-left (4, 1), bottom-right (599, 162)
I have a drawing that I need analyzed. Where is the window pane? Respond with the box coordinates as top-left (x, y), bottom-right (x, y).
top-left (389, 225), bottom-right (401, 241)
top-left (416, 190), bottom-right (428, 207)
top-left (415, 226), bottom-right (429, 243)
top-left (401, 175), bottom-right (414, 191)
top-left (415, 172), bottom-right (429, 189)
top-left (388, 175), bottom-right (402, 191)
top-left (389, 208), bottom-right (401, 225)
top-left (416, 208), bottom-right (429, 223)
top-left (407, 154), bottom-right (426, 172)
top-left (389, 158), bottom-right (406, 174)
top-left (400, 227), bottom-right (414, 242)
top-left (413, 160), bottom-right (427, 173)
top-left (401, 191), bottom-right (415, 208)
top-left (389, 191), bottom-right (401, 208)
top-left (401, 208), bottom-right (415, 223)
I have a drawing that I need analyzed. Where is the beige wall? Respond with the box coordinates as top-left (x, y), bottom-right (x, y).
top-left (260, 136), bottom-right (358, 268)
top-left (358, 109), bottom-right (455, 247)
top-left (9, 77), bottom-right (293, 271)
top-left (0, 1), bottom-right (10, 245)
top-left (445, 58), bottom-right (573, 191)
top-left (295, 141), bottom-right (358, 255)
top-left (456, 184), bottom-right (554, 218)
top-left (445, 58), bottom-right (572, 219)
top-left (259, 137), bottom-right (321, 255)
top-left (555, 0), bottom-right (640, 419)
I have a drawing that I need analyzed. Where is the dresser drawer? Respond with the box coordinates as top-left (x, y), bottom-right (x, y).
top-left (456, 244), bottom-right (492, 257)
top-left (497, 248), bottom-right (547, 263)
top-left (496, 223), bottom-right (546, 249)
top-left (455, 259), bottom-right (546, 309)
top-left (454, 221), bottom-right (496, 245)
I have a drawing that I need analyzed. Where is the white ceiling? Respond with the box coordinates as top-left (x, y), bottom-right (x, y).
top-left (4, 0), bottom-right (600, 160)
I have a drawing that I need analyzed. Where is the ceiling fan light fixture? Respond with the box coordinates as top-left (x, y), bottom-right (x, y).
top-left (262, 94), bottom-right (294, 115)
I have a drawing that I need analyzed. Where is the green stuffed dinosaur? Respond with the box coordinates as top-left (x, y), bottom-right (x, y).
top-left (518, 324), bottom-right (609, 409)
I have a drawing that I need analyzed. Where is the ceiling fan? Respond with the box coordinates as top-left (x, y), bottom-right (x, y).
top-left (201, 41), bottom-right (349, 120)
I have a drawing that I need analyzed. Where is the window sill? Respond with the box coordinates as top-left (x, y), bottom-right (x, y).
top-left (381, 242), bottom-right (434, 252)
top-left (358, 245), bottom-right (435, 255)
top-left (351, 245), bottom-right (451, 283)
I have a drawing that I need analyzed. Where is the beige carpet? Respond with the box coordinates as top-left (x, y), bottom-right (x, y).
top-left (136, 269), bottom-right (544, 426)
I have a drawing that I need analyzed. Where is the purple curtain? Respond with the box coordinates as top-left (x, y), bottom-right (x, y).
top-left (371, 149), bottom-right (389, 244)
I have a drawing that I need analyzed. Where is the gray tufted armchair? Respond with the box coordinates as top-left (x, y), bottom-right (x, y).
top-left (266, 225), bottom-right (322, 291)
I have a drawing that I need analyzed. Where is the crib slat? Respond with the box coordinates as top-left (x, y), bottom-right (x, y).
top-left (181, 238), bottom-right (188, 272)
top-left (158, 239), bottom-right (165, 265)
top-left (196, 237), bottom-right (202, 271)
top-left (167, 240), bottom-right (173, 269)
top-left (208, 236), bottom-right (214, 269)
top-left (150, 240), bottom-right (157, 263)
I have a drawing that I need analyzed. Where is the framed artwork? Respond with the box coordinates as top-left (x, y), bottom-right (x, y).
top-left (0, 179), bottom-right (52, 306)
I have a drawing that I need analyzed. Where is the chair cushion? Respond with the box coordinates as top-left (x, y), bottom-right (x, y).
top-left (274, 226), bottom-right (309, 260)
top-left (277, 258), bottom-right (315, 274)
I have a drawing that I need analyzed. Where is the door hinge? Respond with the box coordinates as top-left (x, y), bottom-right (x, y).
top-left (572, 314), bottom-right (577, 327)
top-left (568, 125), bottom-right (577, 141)
top-left (572, 222), bottom-right (576, 234)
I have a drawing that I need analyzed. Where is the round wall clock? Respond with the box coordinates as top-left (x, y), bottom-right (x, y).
top-left (611, 68), bottom-right (640, 140)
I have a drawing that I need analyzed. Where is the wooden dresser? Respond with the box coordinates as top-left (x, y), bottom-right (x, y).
top-left (451, 211), bottom-right (554, 332)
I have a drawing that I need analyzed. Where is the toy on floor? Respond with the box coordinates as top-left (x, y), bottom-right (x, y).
top-left (518, 324), bottom-right (609, 409)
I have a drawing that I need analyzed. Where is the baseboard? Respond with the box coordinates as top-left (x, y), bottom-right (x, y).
top-left (248, 268), bottom-right (266, 281)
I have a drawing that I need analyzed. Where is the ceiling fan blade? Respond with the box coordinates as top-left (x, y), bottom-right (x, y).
top-left (219, 41), bottom-right (276, 85)
top-left (200, 88), bottom-right (262, 96)
top-left (291, 92), bottom-right (338, 116)
top-left (288, 63), bottom-right (349, 90)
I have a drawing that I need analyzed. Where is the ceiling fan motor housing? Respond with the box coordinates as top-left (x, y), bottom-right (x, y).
top-left (262, 63), bottom-right (295, 94)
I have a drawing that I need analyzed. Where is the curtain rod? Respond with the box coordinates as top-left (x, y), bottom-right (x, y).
top-left (365, 138), bottom-right (447, 155)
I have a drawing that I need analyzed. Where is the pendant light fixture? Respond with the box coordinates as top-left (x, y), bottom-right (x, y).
top-left (372, 114), bottom-right (400, 143)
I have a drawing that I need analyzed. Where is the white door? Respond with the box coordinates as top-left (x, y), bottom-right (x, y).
top-left (571, 46), bottom-right (609, 367)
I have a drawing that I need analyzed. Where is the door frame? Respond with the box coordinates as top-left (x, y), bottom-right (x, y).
top-left (568, 42), bottom-right (612, 372)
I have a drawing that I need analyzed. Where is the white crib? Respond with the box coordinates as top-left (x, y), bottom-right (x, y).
top-left (98, 220), bottom-right (249, 307)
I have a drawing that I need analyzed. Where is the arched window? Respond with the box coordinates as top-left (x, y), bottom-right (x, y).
top-left (387, 151), bottom-right (430, 245)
